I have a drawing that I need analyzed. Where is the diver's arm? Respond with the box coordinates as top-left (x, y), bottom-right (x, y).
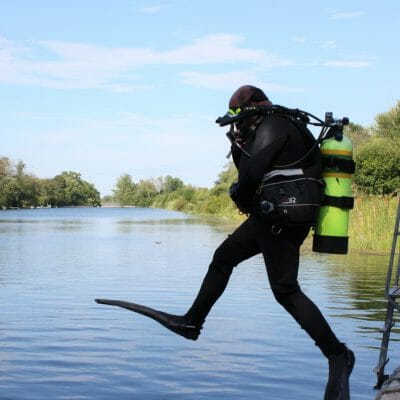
top-left (235, 118), bottom-right (289, 209)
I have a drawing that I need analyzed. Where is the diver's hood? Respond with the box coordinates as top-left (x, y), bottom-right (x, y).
top-left (217, 85), bottom-right (272, 127)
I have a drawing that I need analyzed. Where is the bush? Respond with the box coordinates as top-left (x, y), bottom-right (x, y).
top-left (354, 137), bottom-right (400, 195)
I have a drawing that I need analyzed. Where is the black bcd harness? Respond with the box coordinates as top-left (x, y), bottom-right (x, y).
top-left (217, 105), bottom-right (355, 225)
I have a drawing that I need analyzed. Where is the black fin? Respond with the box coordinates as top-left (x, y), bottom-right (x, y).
top-left (95, 298), bottom-right (200, 340)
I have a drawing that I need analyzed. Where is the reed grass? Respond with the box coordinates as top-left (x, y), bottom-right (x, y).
top-left (349, 196), bottom-right (399, 253)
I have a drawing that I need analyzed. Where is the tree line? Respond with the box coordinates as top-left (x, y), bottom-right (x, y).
top-left (0, 159), bottom-right (100, 209)
top-left (108, 169), bottom-right (239, 217)
top-left (2, 101), bottom-right (399, 211)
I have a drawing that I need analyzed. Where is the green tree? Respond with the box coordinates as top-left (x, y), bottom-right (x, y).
top-left (49, 171), bottom-right (100, 207)
top-left (0, 157), bottom-right (14, 207)
top-left (0, 159), bottom-right (40, 208)
top-left (210, 162), bottom-right (237, 196)
top-left (17, 174), bottom-right (41, 208)
top-left (37, 178), bottom-right (54, 206)
top-left (0, 157), bottom-right (13, 179)
top-left (0, 156), bottom-right (101, 208)
top-left (354, 137), bottom-right (400, 195)
top-left (113, 174), bottom-right (136, 206)
top-left (0, 176), bottom-right (19, 208)
top-left (371, 101), bottom-right (400, 140)
top-left (161, 175), bottom-right (184, 193)
top-left (131, 179), bottom-right (158, 207)
top-left (352, 101), bottom-right (400, 195)
top-left (344, 122), bottom-right (370, 149)
top-left (14, 162), bottom-right (41, 207)
top-left (81, 180), bottom-right (102, 206)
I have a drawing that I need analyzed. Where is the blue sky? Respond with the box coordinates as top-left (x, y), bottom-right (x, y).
top-left (1, 1), bottom-right (399, 195)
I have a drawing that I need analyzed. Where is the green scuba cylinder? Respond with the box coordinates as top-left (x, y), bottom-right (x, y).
top-left (312, 133), bottom-right (355, 254)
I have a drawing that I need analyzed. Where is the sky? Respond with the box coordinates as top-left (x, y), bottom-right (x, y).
top-left (1, 1), bottom-right (399, 196)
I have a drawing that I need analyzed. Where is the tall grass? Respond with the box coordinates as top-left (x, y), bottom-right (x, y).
top-left (349, 196), bottom-right (399, 253)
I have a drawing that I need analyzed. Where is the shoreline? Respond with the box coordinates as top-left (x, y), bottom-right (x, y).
top-left (0, 205), bottom-right (393, 256)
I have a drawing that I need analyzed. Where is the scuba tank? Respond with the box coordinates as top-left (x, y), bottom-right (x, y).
top-left (312, 114), bottom-right (355, 254)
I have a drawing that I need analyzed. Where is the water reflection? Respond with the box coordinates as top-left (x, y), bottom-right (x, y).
top-left (0, 207), bottom-right (397, 400)
top-left (304, 251), bottom-right (397, 346)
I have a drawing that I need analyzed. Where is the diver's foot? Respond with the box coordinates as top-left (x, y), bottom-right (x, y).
top-left (156, 312), bottom-right (202, 340)
top-left (324, 346), bottom-right (355, 400)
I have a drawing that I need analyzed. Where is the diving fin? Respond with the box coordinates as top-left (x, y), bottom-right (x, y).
top-left (95, 298), bottom-right (200, 340)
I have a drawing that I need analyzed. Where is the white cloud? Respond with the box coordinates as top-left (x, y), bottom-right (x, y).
top-left (161, 34), bottom-right (271, 65)
top-left (0, 34), bottom-right (292, 92)
top-left (323, 60), bottom-right (371, 68)
top-left (0, 33), bottom-right (372, 94)
top-left (330, 11), bottom-right (364, 20)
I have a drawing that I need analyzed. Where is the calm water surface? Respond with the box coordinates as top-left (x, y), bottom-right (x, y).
top-left (0, 207), bottom-right (398, 400)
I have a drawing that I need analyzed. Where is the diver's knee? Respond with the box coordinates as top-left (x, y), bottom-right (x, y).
top-left (272, 287), bottom-right (300, 307)
top-left (272, 290), bottom-right (288, 306)
top-left (208, 248), bottom-right (235, 276)
top-left (208, 259), bottom-right (233, 277)
top-left (212, 245), bottom-right (232, 268)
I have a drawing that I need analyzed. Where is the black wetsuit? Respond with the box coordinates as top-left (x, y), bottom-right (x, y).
top-left (185, 114), bottom-right (345, 358)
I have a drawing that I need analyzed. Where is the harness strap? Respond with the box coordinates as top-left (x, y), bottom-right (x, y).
top-left (323, 195), bottom-right (354, 209)
top-left (322, 156), bottom-right (356, 174)
top-left (248, 115), bottom-right (266, 136)
top-left (271, 114), bottom-right (319, 169)
top-left (234, 115), bottom-right (266, 158)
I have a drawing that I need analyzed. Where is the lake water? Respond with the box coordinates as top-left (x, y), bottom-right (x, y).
top-left (0, 207), bottom-right (398, 400)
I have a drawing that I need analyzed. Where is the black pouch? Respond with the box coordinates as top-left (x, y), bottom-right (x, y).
top-left (256, 176), bottom-right (324, 226)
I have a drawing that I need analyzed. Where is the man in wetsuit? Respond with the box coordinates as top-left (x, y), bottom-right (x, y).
top-left (180, 86), bottom-right (355, 400)
top-left (97, 85), bottom-right (355, 399)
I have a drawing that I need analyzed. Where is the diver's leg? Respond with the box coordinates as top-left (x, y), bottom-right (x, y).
top-left (256, 221), bottom-right (354, 399)
top-left (259, 224), bottom-right (344, 356)
top-left (185, 217), bottom-right (260, 328)
top-left (271, 285), bottom-right (355, 399)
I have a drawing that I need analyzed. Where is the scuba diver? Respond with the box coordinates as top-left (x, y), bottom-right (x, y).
top-left (96, 85), bottom-right (355, 399)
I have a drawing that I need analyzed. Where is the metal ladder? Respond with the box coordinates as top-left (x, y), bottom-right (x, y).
top-left (375, 196), bottom-right (400, 389)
